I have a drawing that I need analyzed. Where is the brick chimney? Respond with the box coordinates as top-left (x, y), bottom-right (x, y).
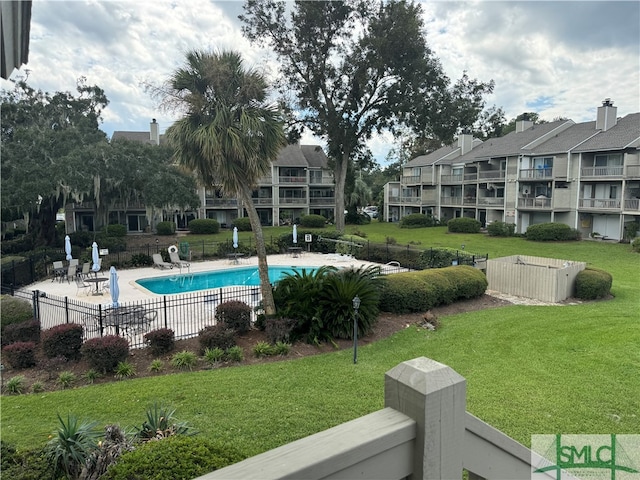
top-left (596, 98), bottom-right (617, 131)
top-left (150, 119), bottom-right (160, 145)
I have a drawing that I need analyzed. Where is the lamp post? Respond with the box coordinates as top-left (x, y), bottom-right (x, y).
top-left (352, 296), bottom-right (360, 364)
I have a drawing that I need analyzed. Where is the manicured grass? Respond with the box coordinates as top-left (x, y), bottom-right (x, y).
top-left (2, 226), bottom-right (639, 457)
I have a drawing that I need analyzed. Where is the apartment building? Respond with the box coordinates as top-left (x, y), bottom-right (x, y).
top-left (384, 100), bottom-right (640, 241)
top-left (68, 121), bottom-right (336, 232)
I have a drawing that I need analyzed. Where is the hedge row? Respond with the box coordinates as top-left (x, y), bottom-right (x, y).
top-left (378, 265), bottom-right (488, 314)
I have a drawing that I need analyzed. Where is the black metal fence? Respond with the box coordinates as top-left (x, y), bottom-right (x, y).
top-left (15, 285), bottom-right (263, 349)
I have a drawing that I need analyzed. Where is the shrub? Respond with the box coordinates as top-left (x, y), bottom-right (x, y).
top-left (69, 230), bottom-right (94, 248)
top-left (96, 235), bottom-right (127, 253)
top-left (487, 221), bottom-right (516, 237)
top-left (101, 436), bottom-right (243, 480)
top-left (171, 350), bottom-right (198, 370)
top-left (215, 300), bottom-right (252, 334)
top-left (130, 253), bottom-right (153, 267)
top-left (83, 369), bottom-right (101, 384)
top-left (104, 224), bottom-right (127, 237)
top-left (57, 371), bottom-right (77, 389)
top-left (81, 335), bottom-right (130, 373)
top-left (232, 217), bottom-right (252, 231)
top-left (526, 222), bottom-right (580, 241)
top-left (417, 247), bottom-right (478, 269)
top-left (114, 361), bottom-right (136, 379)
top-left (336, 234), bottom-right (366, 255)
top-left (226, 345), bottom-right (244, 362)
top-left (2, 319), bottom-right (41, 346)
top-left (379, 266), bottom-right (487, 314)
top-left (632, 237), bottom-right (640, 253)
top-left (253, 341), bottom-right (275, 358)
top-left (2, 341), bottom-right (37, 368)
top-left (149, 359), bottom-right (164, 372)
top-left (1, 442), bottom-right (52, 478)
top-left (188, 218), bottom-right (220, 234)
top-left (265, 317), bottom-right (297, 344)
top-left (0, 295), bottom-right (33, 332)
top-left (575, 267), bottom-right (613, 300)
top-left (134, 403), bottom-right (195, 442)
top-left (198, 324), bottom-right (236, 354)
top-left (447, 217), bottom-right (481, 233)
top-left (32, 381), bottom-right (45, 393)
top-left (400, 213), bottom-right (438, 228)
top-left (144, 328), bottom-right (175, 356)
top-left (274, 341), bottom-right (291, 356)
top-left (42, 323), bottom-right (84, 360)
top-left (156, 221), bottom-right (176, 235)
top-left (299, 214), bottom-right (326, 228)
top-left (203, 347), bottom-right (225, 364)
top-left (5, 375), bottom-right (26, 394)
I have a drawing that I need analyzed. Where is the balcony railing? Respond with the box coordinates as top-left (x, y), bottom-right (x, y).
top-left (581, 166), bottom-right (624, 177)
top-left (463, 197), bottom-right (477, 205)
top-left (309, 177), bottom-right (334, 185)
top-left (579, 198), bottom-right (621, 209)
top-left (478, 197), bottom-right (505, 206)
top-left (251, 198), bottom-right (274, 205)
top-left (519, 168), bottom-right (553, 179)
top-left (440, 174), bottom-right (463, 183)
top-left (441, 196), bottom-right (463, 206)
top-left (279, 176), bottom-right (307, 183)
top-left (387, 196), bottom-right (420, 204)
top-left (518, 197), bottom-right (552, 208)
top-left (478, 170), bottom-right (506, 180)
top-left (206, 198), bottom-right (238, 207)
top-left (624, 199), bottom-right (640, 211)
top-left (401, 175), bottom-right (421, 184)
top-left (279, 198), bottom-right (307, 204)
top-left (309, 197), bottom-right (335, 205)
top-left (626, 165), bottom-right (640, 178)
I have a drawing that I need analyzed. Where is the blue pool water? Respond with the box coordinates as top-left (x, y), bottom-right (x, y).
top-left (136, 266), bottom-right (318, 294)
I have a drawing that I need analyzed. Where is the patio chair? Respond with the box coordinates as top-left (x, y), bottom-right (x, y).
top-left (80, 262), bottom-right (91, 278)
top-left (52, 261), bottom-right (65, 282)
top-left (152, 253), bottom-right (173, 269)
top-left (75, 276), bottom-right (91, 296)
top-left (169, 250), bottom-right (190, 270)
top-left (69, 258), bottom-right (79, 268)
top-left (64, 264), bottom-right (77, 283)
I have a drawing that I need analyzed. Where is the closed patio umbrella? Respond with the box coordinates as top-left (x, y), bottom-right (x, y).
top-left (65, 235), bottom-right (72, 261)
top-left (292, 224), bottom-right (297, 244)
top-left (91, 242), bottom-right (100, 272)
top-left (233, 226), bottom-right (238, 249)
top-left (109, 266), bottom-right (120, 308)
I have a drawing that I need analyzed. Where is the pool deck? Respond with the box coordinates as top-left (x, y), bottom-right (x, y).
top-left (28, 253), bottom-right (375, 304)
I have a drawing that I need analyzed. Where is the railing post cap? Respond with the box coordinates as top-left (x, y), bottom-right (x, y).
top-left (385, 357), bottom-right (466, 394)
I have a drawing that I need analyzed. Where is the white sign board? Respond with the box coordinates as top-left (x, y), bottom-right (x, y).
top-left (305, 234), bottom-right (312, 243)
top-left (99, 249), bottom-right (109, 256)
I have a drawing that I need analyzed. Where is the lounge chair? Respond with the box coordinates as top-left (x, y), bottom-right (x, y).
top-left (152, 253), bottom-right (173, 270)
top-left (169, 250), bottom-right (190, 270)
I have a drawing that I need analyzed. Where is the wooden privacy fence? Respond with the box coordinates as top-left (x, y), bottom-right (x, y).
top-left (195, 357), bottom-right (540, 480)
top-left (486, 255), bottom-right (586, 303)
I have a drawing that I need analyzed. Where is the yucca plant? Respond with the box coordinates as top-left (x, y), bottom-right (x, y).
top-left (114, 361), bottom-right (136, 379)
top-left (5, 375), bottom-right (25, 394)
top-left (149, 359), bottom-right (164, 372)
top-left (57, 371), bottom-right (77, 389)
top-left (203, 347), bottom-right (225, 365)
top-left (45, 413), bottom-right (100, 479)
top-left (134, 403), bottom-right (195, 442)
top-left (31, 381), bottom-right (45, 393)
top-left (274, 341), bottom-right (291, 356)
top-left (82, 369), bottom-right (101, 384)
top-left (225, 345), bottom-right (244, 362)
top-left (171, 351), bottom-right (198, 371)
top-left (253, 341), bottom-right (275, 358)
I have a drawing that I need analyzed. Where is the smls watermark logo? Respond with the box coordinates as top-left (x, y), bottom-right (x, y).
top-left (531, 434), bottom-right (640, 480)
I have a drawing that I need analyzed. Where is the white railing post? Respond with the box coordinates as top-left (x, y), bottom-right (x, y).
top-left (385, 357), bottom-right (466, 480)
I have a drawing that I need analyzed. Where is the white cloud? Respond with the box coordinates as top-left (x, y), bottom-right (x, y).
top-left (3, 0), bottom-right (639, 164)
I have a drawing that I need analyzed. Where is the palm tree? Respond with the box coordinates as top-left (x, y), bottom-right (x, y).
top-left (164, 50), bottom-right (287, 316)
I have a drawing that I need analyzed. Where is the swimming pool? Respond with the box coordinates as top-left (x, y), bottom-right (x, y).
top-left (136, 266), bottom-right (318, 294)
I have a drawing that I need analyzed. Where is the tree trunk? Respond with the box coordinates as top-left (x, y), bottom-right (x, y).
top-left (239, 186), bottom-right (276, 316)
top-left (333, 153), bottom-right (350, 233)
top-left (31, 198), bottom-right (63, 246)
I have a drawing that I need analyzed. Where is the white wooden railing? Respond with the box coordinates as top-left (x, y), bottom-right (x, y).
top-left (195, 357), bottom-right (536, 480)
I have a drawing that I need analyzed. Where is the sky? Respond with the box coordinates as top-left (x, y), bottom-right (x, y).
top-left (2, 0), bottom-right (639, 164)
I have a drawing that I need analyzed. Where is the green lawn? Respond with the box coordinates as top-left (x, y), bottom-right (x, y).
top-left (2, 225), bottom-right (639, 457)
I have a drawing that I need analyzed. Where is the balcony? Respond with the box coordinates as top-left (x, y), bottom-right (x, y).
top-left (518, 197), bottom-right (552, 209)
top-left (441, 196), bottom-right (463, 206)
top-left (309, 177), bottom-right (334, 185)
top-left (578, 198), bottom-right (621, 210)
top-left (478, 197), bottom-right (504, 206)
top-left (251, 198), bottom-right (274, 205)
top-left (279, 198), bottom-right (307, 205)
top-left (257, 175), bottom-right (273, 185)
top-left (279, 176), bottom-right (307, 184)
top-left (463, 197), bottom-right (477, 206)
top-left (626, 165), bottom-right (640, 179)
top-left (401, 175), bottom-right (421, 184)
top-left (440, 174), bottom-right (463, 184)
top-left (206, 198), bottom-right (238, 207)
top-left (478, 170), bottom-right (506, 181)
top-left (624, 199), bottom-right (640, 211)
top-left (310, 197), bottom-right (335, 205)
top-left (519, 168), bottom-right (553, 180)
top-left (387, 196), bottom-right (421, 205)
top-left (581, 166), bottom-right (624, 178)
